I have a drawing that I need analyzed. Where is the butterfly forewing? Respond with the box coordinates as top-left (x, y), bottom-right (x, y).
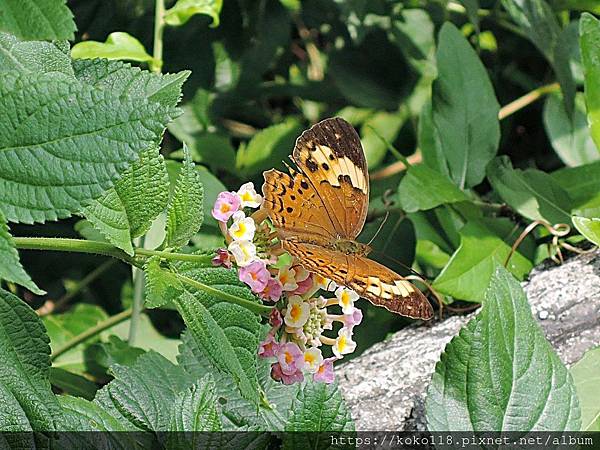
top-left (282, 241), bottom-right (433, 320)
top-left (292, 117), bottom-right (369, 240)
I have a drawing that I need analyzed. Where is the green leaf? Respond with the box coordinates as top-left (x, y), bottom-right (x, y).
top-left (283, 382), bottom-right (354, 442)
top-left (502, 0), bottom-right (576, 114)
top-left (83, 146), bottom-right (170, 254)
top-left (0, 0), bottom-right (75, 41)
top-left (59, 395), bottom-right (135, 434)
top-left (71, 32), bottom-right (155, 64)
top-left (419, 100), bottom-right (449, 178)
top-left (416, 239), bottom-right (451, 269)
top-left (432, 221), bottom-right (533, 302)
top-left (398, 165), bottom-right (469, 212)
top-left (0, 382), bottom-right (34, 433)
top-left (84, 335), bottom-right (146, 379)
top-left (73, 59), bottom-right (190, 110)
top-left (360, 110), bottom-right (406, 168)
top-left (572, 216), bottom-right (600, 245)
top-left (178, 330), bottom-right (298, 431)
top-left (570, 346), bottom-right (600, 431)
top-left (49, 367), bottom-right (98, 400)
top-left (94, 351), bottom-right (190, 431)
top-left (145, 256), bottom-right (182, 309)
top-left (580, 13), bottom-right (600, 150)
top-left (433, 23), bottom-right (500, 189)
top-left (426, 266), bottom-right (581, 431)
top-left (235, 119), bottom-right (303, 177)
top-left (0, 32), bottom-right (73, 77)
top-left (43, 303), bottom-right (108, 374)
top-left (0, 288), bottom-right (61, 430)
top-left (552, 160), bottom-right (600, 208)
top-left (165, 144), bottom-right (204, 248)
top-left (164, 0), bottom-right (223, 27)
top-left (167, 376), bottom-right (222, 443)
top-left (0, 210), bottom-right (44, 294)
top-left (0, 71), bottom-right (176, 224)
top-left (543, 92), bottom-right (599, 166)
top-left (487, 156), bottom-right (573, 224)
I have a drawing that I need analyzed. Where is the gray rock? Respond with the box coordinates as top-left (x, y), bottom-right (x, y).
top-left (337, 249), bottom-right (600, 431)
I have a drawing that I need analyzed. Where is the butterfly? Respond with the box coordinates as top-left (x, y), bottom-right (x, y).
top-left (262, 117), bottom-right (433, 320)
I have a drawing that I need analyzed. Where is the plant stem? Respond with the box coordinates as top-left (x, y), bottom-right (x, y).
top-left (151, 0), bottom-right (166, 73)
top-left (13, 237), bottom-right (140, 267)
top-left (129, 236), bottom-right (146, 345)
top-left (136, 248), bottom-right (214, 264)
top-left (498, 83), bottom-right (560, 120)
top-left (175, 273), bottom-right (274, 316)
top-left (51, 308), bottom-right (133, 360)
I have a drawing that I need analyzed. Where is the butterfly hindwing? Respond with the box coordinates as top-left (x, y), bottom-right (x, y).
top-left (283, 241), bottom-right (433, 320)
top-left (292, 117), bottom-right (369, 240)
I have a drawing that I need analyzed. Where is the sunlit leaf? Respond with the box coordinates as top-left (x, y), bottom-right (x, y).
top-left (71, 32), bottom-right (155, 64)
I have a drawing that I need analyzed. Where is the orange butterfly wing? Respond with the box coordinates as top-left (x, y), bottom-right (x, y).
top-left (282, 241), bottom-right (433, 320)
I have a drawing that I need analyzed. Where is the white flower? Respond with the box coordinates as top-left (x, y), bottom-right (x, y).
top-left (332, 327), bottom-right (356, 358)
top-left (314, 274), bottom-right (337, 291)
top-left (278, 265), bottom-right (299, 291)
top-left (284, 295), bottom-right (310, 328)
top-left (335, 287), bottom-right (359, 314)
top-left (237, 182), bottom-right (263, 208)
top-left (303, 347), bottom-right (324, 374)
top-left (228, 211), bottom-right (256, 241)
top-left (228, 240), bottom-right (257, 267)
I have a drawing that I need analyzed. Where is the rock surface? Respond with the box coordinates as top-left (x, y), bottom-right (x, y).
top-left (337, 249), bottom-right (600, 431)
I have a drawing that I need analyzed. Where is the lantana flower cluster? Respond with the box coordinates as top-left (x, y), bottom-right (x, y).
top-left (211, 182), bottom-right (363, 385)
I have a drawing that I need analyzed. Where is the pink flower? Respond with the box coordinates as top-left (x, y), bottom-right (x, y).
top-left (212, 192), bottom-right (241, 222)
top-left (269, 308), bottom-right (283, 328)
top-left (293, 274), bottom-right (314, 295)
top-left (211, 248), bottom-right (232, 268)
top-left (258, 334), bottom-right (279, 358)
top-left (271, 362), bottom-right (304, 385)
top-left (260, 278), bottom-right (283, 302)
top-left (276, 342), bottom-right (305, 375)
top-left (343, 308), bottom-right (363, 328)
top-left (313, 357), bottom-right (336, 383)
top-left (238, 260), bottom-right (270, 293)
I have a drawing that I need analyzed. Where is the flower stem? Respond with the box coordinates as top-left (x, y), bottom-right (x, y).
top-left (151, 0), bottom-right (166, 73)
top-left (135, 248), bottom-right (214, 264)
top-left (129, 237), bottom-right (146, 345)
top-left (175, 273), bottom-right (274, 316)
top-left (51, 308), bottom-right (133, 360)
top-left (498, 83), bottom-right (560, 120)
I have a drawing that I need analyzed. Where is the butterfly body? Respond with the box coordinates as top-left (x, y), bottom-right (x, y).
top-left (262, 117), bottom-right (433, 320)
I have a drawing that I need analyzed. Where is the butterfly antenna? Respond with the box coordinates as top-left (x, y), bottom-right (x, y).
top-left (366, 210), bottom-right (389, 246)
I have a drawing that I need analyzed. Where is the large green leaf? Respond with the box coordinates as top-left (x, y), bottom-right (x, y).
top-left (543, 92), bottom-right (599, 166)
top-left (398, 165), bottom-right (469, 212)
top-left (0, 32), bottom-right (73, 77)
top-left (71, 32), bottom-right (155, 64)
top-left (427, 267), bottom-right (581, 431)
top-left (59, 395), bottom-right (133, 432)
top-left (164, 0), bottom-right (223, 27)
top-left (580, 13), bottom-right (600, 150)
top-left (83, 146), bottom-right (170, 254)
top-left (164, 144), bottom-right (204, 248)
top-left (146, 261), bottom-right (262, 406)
top-left (235, 119), bottom-right (303, 177)
top-left (551, 160), bottom-right (600, 208)
top-left (570, 346), bottom-right (600, 431)
top-left (0, 0), bottom-right (75, 40)
top-left (0, 210), bottom-right (44, 293)
top-left (432, 221), bottom-right (532, 302)
top-left (94, 351), bottom-right (190, 431)
top-left (432, 23), bottom-right (500, 189)
top-left (0, 71), bottom-right (176, 224)
top-left (283, 382), bottom-right (354, 446)
top-left (0, 288), bottom-right (61, 431)
top-left (487, 156), bottom-right (573, 225)
top-left (178, 330), bottom-right (299, 431)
